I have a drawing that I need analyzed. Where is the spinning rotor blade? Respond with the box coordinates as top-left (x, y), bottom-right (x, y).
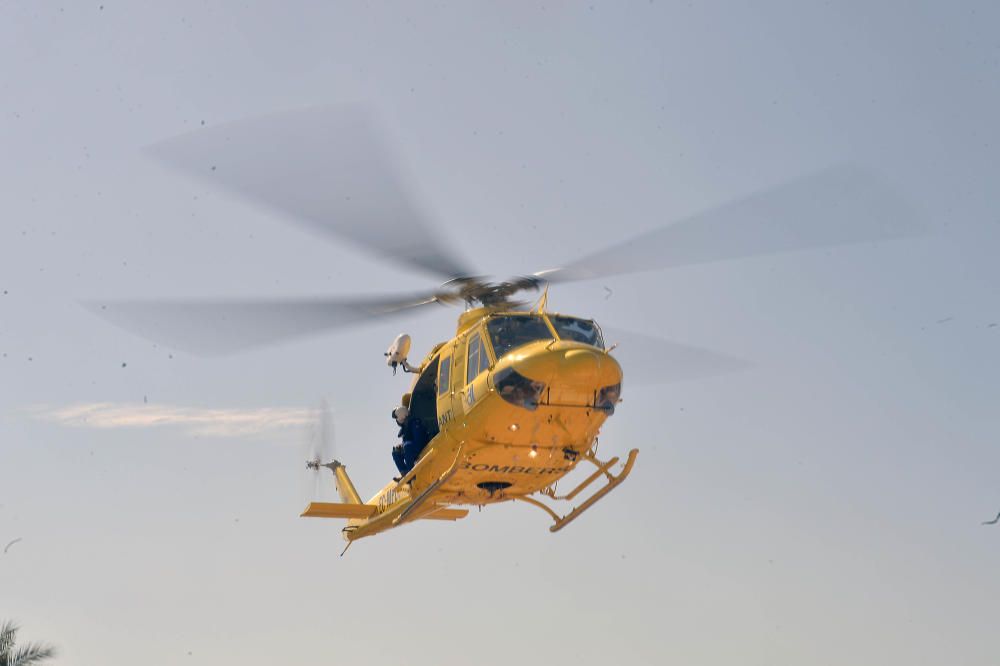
top-left (308, 399), bottom-right (335, 463)
top-left (89, 292), bottom-right (440, 355)
top-left (602, 327), bottom-right (750, 386)
top-left (536, 165), bottom-right (920, 283)
top-left (302, 399), bottom-right (337, 500)
top-left (149, 105), bottom-right (473, 280)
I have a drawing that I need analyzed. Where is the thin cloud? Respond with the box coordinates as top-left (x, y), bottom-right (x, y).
top-left (27, 402), bottom-right (313, 437)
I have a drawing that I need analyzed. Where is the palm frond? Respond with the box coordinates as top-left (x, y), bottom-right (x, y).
top-left (0, 621), bottom-right (19, 661)
top-left (10, 642), bottom-right (56, 666)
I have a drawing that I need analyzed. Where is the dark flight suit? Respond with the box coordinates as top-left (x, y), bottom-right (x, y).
top-left (391, 416), bottom-right (429, 476)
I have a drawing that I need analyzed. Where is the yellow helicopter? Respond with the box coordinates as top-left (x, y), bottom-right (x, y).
top-left (302, 291), bottom-right (637, 544)
top-left (91, 106), bottom-right (918, 548)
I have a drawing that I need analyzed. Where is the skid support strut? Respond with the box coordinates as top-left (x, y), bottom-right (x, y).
top-left (521, 448), bottom-right (639, 533)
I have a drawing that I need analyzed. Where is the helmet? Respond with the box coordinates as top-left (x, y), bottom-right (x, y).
top-left (392, 406), bottom-right (409, 424)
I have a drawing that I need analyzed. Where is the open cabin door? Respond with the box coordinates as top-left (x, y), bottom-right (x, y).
top-left (410, 356), bottom-right (440, 441)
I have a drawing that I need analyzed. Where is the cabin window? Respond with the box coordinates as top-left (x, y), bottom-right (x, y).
top-left (467, 333), bottom-right (490, 384)
top-left (486, 315), bottom-right (553, 359)
top-left (550, 316), bottom-right (604, 348)
top-left (438, 356), bottom-right (451, 396)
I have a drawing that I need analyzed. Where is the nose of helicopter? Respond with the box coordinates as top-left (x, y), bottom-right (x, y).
top-left (559, 347), bottom-right (610, 383)
top-left (509, 341), bottom-right (622, 397)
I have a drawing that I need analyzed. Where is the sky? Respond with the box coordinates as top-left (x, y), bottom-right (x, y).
top-left (2, 1), bottom-right (999, 664)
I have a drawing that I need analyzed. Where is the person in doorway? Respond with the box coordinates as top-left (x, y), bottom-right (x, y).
top-left (390, 406), bottom-right (408, 478)
top-left (390, 405), bottom-right (429, 481)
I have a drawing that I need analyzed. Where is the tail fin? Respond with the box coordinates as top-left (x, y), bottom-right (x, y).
top-left (328, 461), bottom-right (362, 504)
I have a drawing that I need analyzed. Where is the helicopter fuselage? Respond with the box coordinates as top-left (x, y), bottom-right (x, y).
top-left (335, 306), bottom-right (630, 541)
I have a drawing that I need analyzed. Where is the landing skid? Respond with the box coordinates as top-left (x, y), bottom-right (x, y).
top-left (516, 448), bottom-right (639, 532)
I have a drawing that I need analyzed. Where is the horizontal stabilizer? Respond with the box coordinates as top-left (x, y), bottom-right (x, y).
top-left (301, 502), bottom-right (377, 519)
top-left (420, 507), bottom-right (469, 521)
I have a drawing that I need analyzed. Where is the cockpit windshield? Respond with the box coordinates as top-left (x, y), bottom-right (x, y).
top-left (550, 316), bottom-right (604, 349)
top-left (486, 315), bottom-right (553, 359)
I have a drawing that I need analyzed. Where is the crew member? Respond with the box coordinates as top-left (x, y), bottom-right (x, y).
top-left (390, 405), bottom-right (429, 480)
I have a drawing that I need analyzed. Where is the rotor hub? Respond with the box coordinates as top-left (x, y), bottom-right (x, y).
top-left (437, 275), bottom-right (544, 308)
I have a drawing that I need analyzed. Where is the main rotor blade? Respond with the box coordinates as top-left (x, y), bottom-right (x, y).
top-left (88, 293), bottom-right (440, 355)
top-left (602, 327), bottom-right (750, 386)
top-left (148, 106), bottom-right (473, 280)
top-left (537, 165), bottom-right (920, 283)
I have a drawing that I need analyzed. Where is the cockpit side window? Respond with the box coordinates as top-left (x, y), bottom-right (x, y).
top-left (486, 315), bottom-right (553, 359)
top-left (550, 316), bottom-right (604, 349)
top-left (467, 333), bottom-right (490, 384)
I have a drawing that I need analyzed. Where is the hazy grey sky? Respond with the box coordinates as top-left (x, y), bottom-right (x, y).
top-left (2, 2), bottom-right (999, 665)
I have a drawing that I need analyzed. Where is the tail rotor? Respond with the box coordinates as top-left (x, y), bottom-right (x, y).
top-left (303, 399), bottom-right (339, 500)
